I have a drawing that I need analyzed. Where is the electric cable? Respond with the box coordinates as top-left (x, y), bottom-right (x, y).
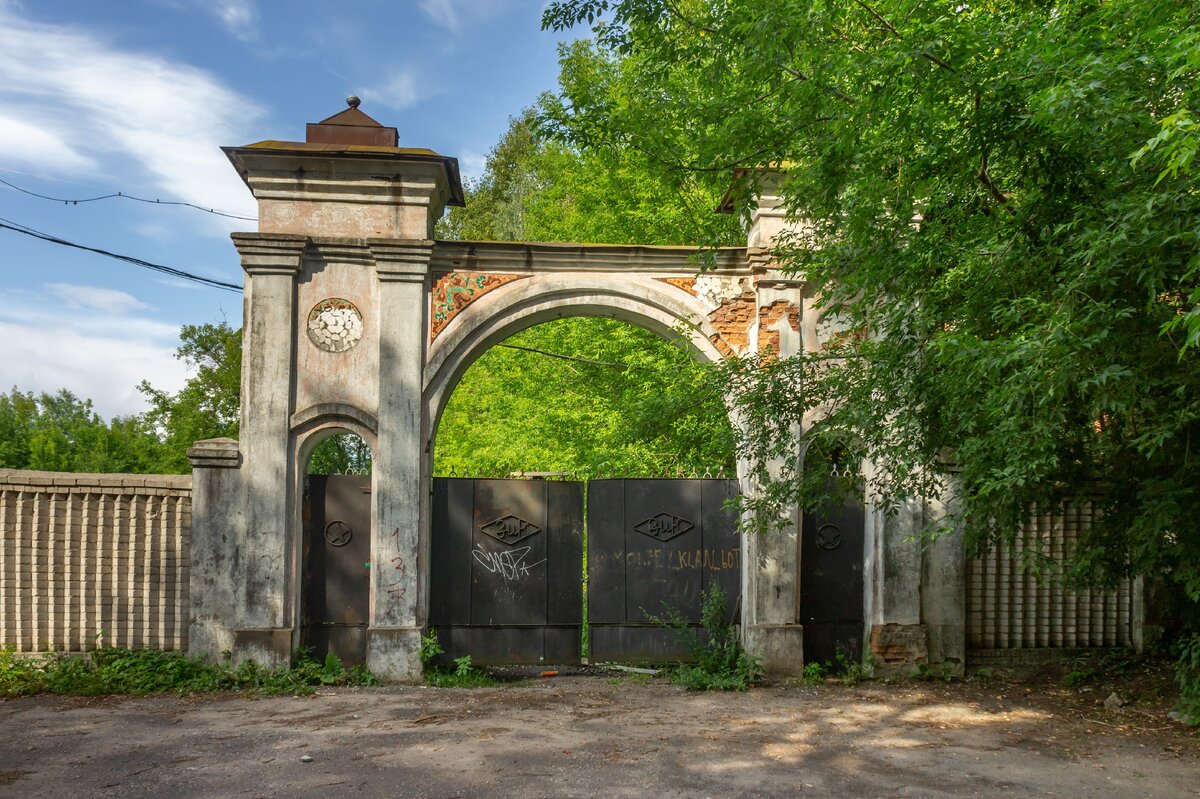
top-left (0, 217), bottom-right (242, 293)
top-left (0, 176), bottom-right (257, 222)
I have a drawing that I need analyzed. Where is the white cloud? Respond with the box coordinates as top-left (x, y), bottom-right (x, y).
top-left (46, 283), bottom-right (153, 312)
top-left (419, 0), bottom-right (460, 32)
top-left (363, 69), bottom-right (421, 112)
top-left (457, 150), bottom-right (487, 184)
top-left (0, 115), bottom-right (95, 173)
top-left (211, 0), bottom-right (259, 41)
top-left (0, 287), bottom-right (187, 419)
top-left (417, 0), bottom-right (511, 34)
top-left (0, 6), bottom-right (262, 230)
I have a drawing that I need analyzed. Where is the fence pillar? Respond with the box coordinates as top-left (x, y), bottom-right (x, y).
top-left (186, 438), bottom-right (243, 663)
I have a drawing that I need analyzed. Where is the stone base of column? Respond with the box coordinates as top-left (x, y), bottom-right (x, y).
top-left (367, 627), bottom-right (424, 682)
top-left (233, 627), bottom-right (294, 670)
top-left (869, 623), bottom-right (928, 676)
top-left (744, 624), bottom-right (805, 676)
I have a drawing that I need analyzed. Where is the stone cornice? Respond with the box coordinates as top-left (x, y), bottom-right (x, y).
top-left (186, 437), bottom-right (242, 469)
top-left (431, 240), bottom-right (749, 275)
top-left (231, 233), bottom-right (307, 276)
top-left (371, 240), bottom-right (435, 283)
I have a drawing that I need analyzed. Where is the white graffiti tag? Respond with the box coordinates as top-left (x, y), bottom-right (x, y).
top-left (472, 545), bottom-right (546, 581)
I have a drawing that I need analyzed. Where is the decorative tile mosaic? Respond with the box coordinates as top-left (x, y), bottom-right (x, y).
top-left (430, 271), bottom-right (527, 340)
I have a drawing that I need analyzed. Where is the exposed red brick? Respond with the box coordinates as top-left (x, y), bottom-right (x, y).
top-left (757, 300), bottom-right (800, 355)
top-left (707, 291), bottom-right (757, 355)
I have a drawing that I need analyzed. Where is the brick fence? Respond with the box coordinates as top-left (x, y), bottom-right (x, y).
top-left (967, 500), bottom-right (1139, 655)
top-left (0, 469), bottom-right (192, 652)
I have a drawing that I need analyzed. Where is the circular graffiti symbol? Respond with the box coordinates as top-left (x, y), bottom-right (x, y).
top-left (307, 298), bottom-right (363, 353)
top-left (815, 523), bottom-right (842, 551)
top-left (324, 520), bottom-right (353, 547)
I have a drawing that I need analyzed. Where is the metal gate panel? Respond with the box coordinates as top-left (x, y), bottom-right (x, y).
top-left (302, 475), bottom-right (372, 665)
top-left (430, 478), bottom-right (583, 665)
top-left (588, 479), bottom-right (740, 663)
top-left (800, 499), bottom-right (865, 665)
top-left (471, 479), bottom-right (547, 626)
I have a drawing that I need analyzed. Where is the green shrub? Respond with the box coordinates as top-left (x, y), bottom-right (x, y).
top-left (651, 583), bottom-right (761, 691)
top-left (1176, 633), bottom-right (1200, 726)
top-left (914, 661), bottom-right (957, 684)
top-left (802, 662), bottom-right (827, 684)
top-left (1062, 667), bottom-right (1096, 687)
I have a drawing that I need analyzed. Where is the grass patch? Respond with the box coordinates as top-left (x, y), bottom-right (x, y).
top-left (0, 646), bottom-right (378, 698)
top-left (604, 671), bottom-right (656, 686)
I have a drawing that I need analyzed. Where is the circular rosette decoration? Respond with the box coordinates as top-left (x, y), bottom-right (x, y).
top-left (307, 298), bottom-right (363, 353)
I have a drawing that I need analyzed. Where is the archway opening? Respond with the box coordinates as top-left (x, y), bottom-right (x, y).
top-left (433, 316), bottom-right (735, 478)
top-left (301, 429), bottom-right (373, 666)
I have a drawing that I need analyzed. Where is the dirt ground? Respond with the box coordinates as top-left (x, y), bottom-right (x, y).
top-left (2, 671), bottom-right (1198, 799)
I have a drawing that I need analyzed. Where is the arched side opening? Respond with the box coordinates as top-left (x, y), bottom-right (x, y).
top-left (291, 413), bottom-right (377, 666)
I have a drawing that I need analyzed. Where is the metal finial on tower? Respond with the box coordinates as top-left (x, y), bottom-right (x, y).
top-left (346, 95), bottom-right (361, 109)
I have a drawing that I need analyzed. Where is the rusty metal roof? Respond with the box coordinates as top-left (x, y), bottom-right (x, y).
top-left (306, 98), bottom-right (398, 147)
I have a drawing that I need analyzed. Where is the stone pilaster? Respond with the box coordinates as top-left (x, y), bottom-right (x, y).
top-left (229, 232), bottom-right (306, 668)
top-left (863, 457), bottom-right (927, 675)
top-left (742, 275), bottom-right (807, 675)
top-left (367, 239), bottom-right (434, 680)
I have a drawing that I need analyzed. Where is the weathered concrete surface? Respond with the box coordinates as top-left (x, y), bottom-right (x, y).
top-left (2, 678), bottom-right (1196, 799)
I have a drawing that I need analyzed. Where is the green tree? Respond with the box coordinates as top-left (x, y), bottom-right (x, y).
top-left (435, 317), bottom-right (734, 477)
top-left (543, 0), bottom-right (1200, 701)
top-left (439, 97), bottom-right (742, 247)
top-left (139, 322), bottom-right (242, 473)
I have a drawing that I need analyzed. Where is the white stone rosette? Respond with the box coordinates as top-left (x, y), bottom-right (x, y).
top-left (307, 299), bottom-right (363, 353)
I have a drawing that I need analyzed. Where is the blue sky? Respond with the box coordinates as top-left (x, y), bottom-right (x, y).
top-left (0, 0), bottom-right (577, 418)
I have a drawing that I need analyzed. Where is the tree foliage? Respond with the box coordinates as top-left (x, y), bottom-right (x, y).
top-left (541, 2), bottom-right (1200, 612)
top-left (0, 388), bottom-right (163, 473)
top-left (138, 321), bottom-right (242, 473)
top-left (436, 90), bottom-right (738, 477)
top-left (439, 93), bottom-right (742, 247)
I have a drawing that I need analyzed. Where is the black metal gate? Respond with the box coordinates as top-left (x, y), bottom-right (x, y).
top-left (588, 479), bottom-right (741, 662)
top-left (800, 500), bottom-right (865, 665)
top-left (430, 478), bottom-right (583, 664)
top-left (302, 474), bottom-right (372, 665)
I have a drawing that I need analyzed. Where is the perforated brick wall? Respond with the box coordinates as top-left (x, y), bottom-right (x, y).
top-left (0, 469), bottom-right (192, 652)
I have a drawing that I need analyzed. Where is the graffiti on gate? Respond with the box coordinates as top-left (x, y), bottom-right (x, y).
top-left (472, 544), bottom-right (546, 582)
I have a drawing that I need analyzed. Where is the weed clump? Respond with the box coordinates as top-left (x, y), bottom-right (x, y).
top-left (418, 629), bottom-right (499, 688)
top-left (651, 584), bottom-right (761, 691)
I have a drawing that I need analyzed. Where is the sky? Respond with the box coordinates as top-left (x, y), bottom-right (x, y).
top-left (0, 0), bottom-right (579, 419)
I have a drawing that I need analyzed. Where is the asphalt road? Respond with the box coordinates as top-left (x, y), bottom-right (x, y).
top-left (1, 676), bottom-right (1197, 798)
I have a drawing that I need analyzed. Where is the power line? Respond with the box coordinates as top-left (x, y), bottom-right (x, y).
top-left (0, 217), bottom-right (242, 293)
top-left (0, 177), bottom-right (257, 222)
top-left (495, 342), bottom-right (664, 370)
